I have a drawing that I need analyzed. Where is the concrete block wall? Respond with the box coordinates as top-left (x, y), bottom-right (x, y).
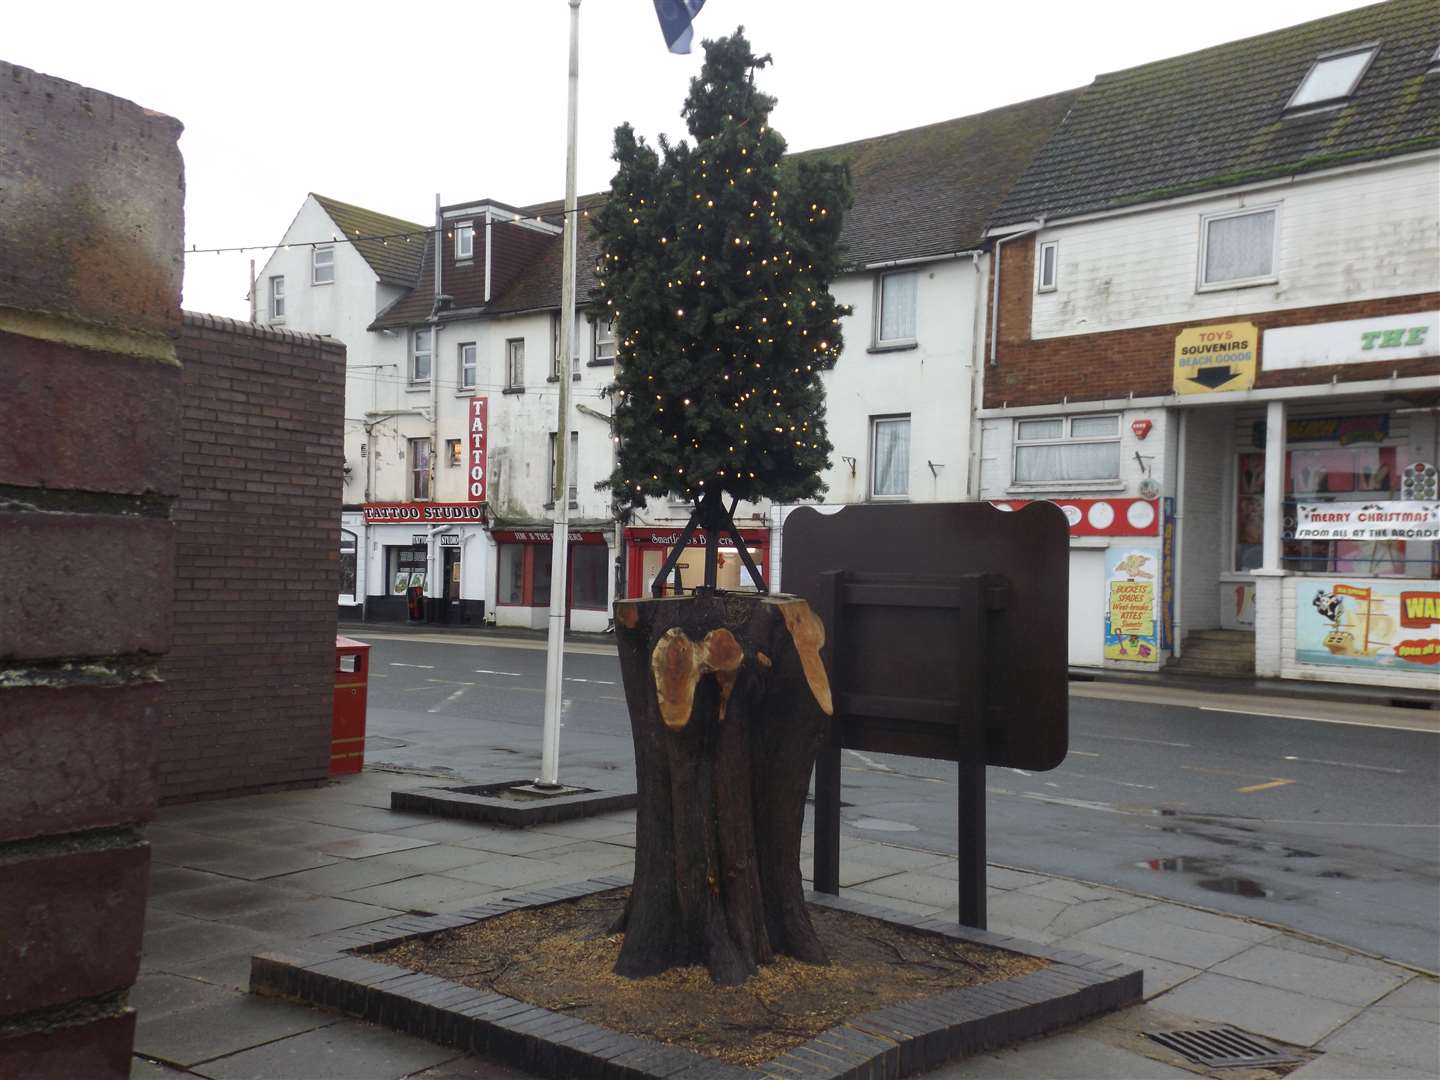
top-left (159, 314), bottom-right (346, 801)
top-left (0, 61), bottom-right (184, 1078)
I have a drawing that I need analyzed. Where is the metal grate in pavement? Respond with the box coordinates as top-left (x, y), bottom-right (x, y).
top-left (1144, 1027), bottom-right (1303, 1069)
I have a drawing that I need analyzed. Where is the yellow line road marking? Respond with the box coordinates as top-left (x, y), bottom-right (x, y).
top-left (1236, 779), bottom-right (1295, 794)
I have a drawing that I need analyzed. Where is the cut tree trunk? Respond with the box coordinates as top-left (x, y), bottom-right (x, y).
top-left (612, 592), bottom-right (833, 986)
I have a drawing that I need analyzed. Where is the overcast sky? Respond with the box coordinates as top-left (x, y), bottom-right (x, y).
top-left (10, 0), bottom-right (1371, 319)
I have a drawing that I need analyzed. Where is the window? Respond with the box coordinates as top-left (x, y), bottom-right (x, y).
top-left (571, 544), bottom-right (609, 609)
top-left (1287, 46), bottom-right (1377, 110)
top-left (455, 222), bottom-right (474, 260)
top-left (1036, 241), bottom-right (1058, 293)
top-left (339, 530), bottom-right (357, 599)
top-left (411, 328), bottom-right (432, 383)
top-left (548, 430), bottom-right (579, 506)
top-left (269, 275), bottom-right (285, 319)
top-left (312, 245), bottom-right (334, 285)
top-left (409, 437), bottom-right (432, 500)
top-left (457, 342), bottom-right (477, 391)
top-left (875, 270), bottom-right (917, 346)
top-left (593, 318), bottom-right (616, 364)
top-left (870, 415), bottom-right (910, 499)
top-left (1013, 414), bottom-right (1121, 485)
top-left (446, 438), bottom-right (462, 467)
top-left (1199, 207), bottom-right (1277, 289)
top-left (388, 545), bottom-right (427, 595)
top-left (506, 338), bottom-right (525, 389)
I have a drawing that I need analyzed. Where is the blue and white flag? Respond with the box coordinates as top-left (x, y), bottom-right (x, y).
top-left (653, 0), bottom-right (705, 54)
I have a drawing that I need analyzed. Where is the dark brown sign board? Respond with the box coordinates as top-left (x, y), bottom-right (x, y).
top-left (782, 501), bottom-right (1070, 928)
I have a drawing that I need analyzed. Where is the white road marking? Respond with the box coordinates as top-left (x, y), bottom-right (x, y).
top-left (475, 669), bottom-right (522, 677)
top-left (1009, 768), bottom-right (1033, 777)
top-left (1079, 733), bottom-right (1192, 749)
top-left (429, 686), bottom-right (471, 713)
top-left (353, 632), bottom-right (615, 656)
top-left (565, 677), bottom-right (616, 685)
top-left (1019, 793), bottom-right (1131, 815)
top-left (1281, 755), bottom-right (1407, 775)
top-left (1062, 770), bottom-right (1156, 790)
top-left (1196, 705), bottom-right (1439, 734)
top-left (389, 662), bottom-right (435, 669)
top-left (845, 749), bottom-right (894, 773)
top-left (1069, 750), bottom-right (1100, 757)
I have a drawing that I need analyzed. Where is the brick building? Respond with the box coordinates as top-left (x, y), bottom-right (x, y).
top-left (979, 0), bottom-right (1440, 689)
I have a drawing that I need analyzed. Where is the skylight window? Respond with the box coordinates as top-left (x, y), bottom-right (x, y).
top-left (1287, 46), bottom-right (1377, 110)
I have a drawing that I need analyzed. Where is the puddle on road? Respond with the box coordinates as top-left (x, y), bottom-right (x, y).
top-left (1134, 856), bottom-right (1271, 898)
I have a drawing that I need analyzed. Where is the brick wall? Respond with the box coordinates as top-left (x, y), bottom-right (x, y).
top-left (159, 314), bottom-right (346, 802)
top-left (0, 62), bottom-right (183, 1077)
top-left (984, 236), bottom-right (1440, 408)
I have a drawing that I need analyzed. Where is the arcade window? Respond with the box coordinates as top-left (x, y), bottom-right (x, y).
top-left (311, 245), bottom-right (334, 285)
top-left (1013, 414), bottom-right (1121, 485)
top-left (1199, 207), bottom-right (1277, 290)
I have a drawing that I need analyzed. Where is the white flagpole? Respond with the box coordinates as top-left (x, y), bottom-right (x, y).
top-left (539, 0), bottom-right (581, 788)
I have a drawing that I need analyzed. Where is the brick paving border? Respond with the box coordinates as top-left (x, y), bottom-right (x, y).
top-left (391, 785), bottom-right (638, 827)
top-left (251, 878), bottom-right (1142, 1078)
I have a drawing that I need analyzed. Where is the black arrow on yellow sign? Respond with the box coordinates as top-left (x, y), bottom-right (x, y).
top-left (1190, 365), bottom-right (1244, 390)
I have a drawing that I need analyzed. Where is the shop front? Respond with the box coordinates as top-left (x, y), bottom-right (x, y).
top-left (491, 526), bottom-right (613, 633)
top-left (624, 525), bottom-right (771, 599)
top-left (359, 503), bottom-right (489, 623)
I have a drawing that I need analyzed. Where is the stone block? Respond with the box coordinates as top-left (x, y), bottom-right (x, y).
top-left (0, 512), bottom-right (173, 660)
top-left (0, 684), bottom-right (160, 841)
top-left (0, 841), bottom-right (148, 1016)
top-left (0, 1009), bottom-right (135, 1080)
top-left (0, 62), bottom-right (183, 340)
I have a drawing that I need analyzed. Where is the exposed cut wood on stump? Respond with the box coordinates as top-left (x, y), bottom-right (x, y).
top-left (613, 592), bottom-right (833, 985)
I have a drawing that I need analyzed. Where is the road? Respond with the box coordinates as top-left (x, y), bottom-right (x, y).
top-left (352, 630), bottom-right (1440, 970)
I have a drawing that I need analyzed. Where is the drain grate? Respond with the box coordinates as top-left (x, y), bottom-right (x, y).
top-left (1145, 1027), bottom-right (1302, 1069)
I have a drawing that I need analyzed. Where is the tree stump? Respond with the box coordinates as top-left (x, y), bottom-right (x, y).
top-left (612, 592), bottom-right (833, 985)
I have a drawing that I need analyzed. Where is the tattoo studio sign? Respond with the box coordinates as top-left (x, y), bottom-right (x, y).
top-left (1294, 502), bottom-right (1440, 541)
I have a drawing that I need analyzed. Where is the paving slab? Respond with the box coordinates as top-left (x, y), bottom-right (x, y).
top-left (1043, 896), bottom-right (1155, 938)
top-left (147, 866), bottom-right (242, 900)
top-left (133, 995), bottom-right (338, 1067)
top-left (408, 1053), bottom-right (533, 1078)
top-left (190, 1018), bottom-right (460, 1079)
top-left (266, 859), bottom-right (428, 897)
top-left (225, 896), bottom-right (402, 936)
top-left (169, 950), bottom-right (257, 992)
top-left (340, 874), bottom-right (502, 912)
top-left (985, 890), bottom-right (1067, 933)
top-left (140, 919), bottom-right (275, 971)
top-left (523, 840), bottom-right (635, 873)
top-left (313, 833), bottom-right (438, 859)
top-left (1154, 972), bottom-right (1360, 1047)
top-left (1371, 976), bottom-right (1438, 1022)
top-left (441, 853), bottom-right (590, 890)
top-left (1318, 1007), bottom-right (1440, 1074)
top-left (843, 870), bottom-right (958, 909)
top-left (149, 880), bottom-right (300, 920)
top-left (1213, 943), bottom-right (1412, 1006)
top-left (1071, 908), bottom-right (1258, 968)
top-left (1287, 1050), bottom-right (1438, 1079)
top-left (148, 834), bottom-right (266, 868)
top-left (927, 1029), bottom-right (1195, 1078)
top-left (531, 814), bottom-right (638, 841)
top-left (986, 867), bottom-right (1052, 891)
top-left (130, 1056), bottom-right (190, 1078)
top-left (451, 829), bottom-right (586, 856)
top-left (1139, 902), bottom-right (1279, 944)
top-left (128, 973), bottom-right (241, 1020)
top-left (364, 844), bottom-right (512, 875)
top-left (294, 805), bottom-right (438, 832)
top-left (841, 887), bottom-right (943, 917)
top-left (833, 841), bottom-right (953, 873)
top-left (188, 847), bottom-right (343, 880)
top-left (1048, 939), bottom-right (1201, 998)
top-left (1270, 933), bottom-right (1413, 974)
top-left (144, 906), bottom-right (191, 935)
top-left (226, 822), bottom-right (372, 847)
top-left (387, 819), bottom-right (504, 844)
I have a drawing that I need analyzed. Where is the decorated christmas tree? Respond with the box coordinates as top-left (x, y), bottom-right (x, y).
top-left (594, 28), bottom-right (851, 590)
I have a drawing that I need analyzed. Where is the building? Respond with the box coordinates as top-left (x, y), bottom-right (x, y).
top-left (980, 0), bottom-right (1440, 690)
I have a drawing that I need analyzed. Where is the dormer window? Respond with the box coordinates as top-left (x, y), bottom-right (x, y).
top-left (455, 222), bottom-right (474, 260)
top-left (1286, 45), bottom-right (1377, 111)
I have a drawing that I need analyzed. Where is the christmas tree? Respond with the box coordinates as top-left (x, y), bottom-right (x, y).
top-left (594, 29), bottom-right (851, 530)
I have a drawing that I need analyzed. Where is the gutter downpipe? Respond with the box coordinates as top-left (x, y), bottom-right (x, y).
top-left (966, 251), bottom-right (983, 498)
top-left (988, 218), bottom-right (1044, 368)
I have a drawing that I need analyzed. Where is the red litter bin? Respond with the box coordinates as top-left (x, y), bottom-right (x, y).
top-left (332, 636), bottom-right (372, 775)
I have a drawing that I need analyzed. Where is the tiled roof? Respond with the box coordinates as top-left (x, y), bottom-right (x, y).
top-left (368, 91), bottom-right (1077, 327)
top-left (790, 90), bottom-right (1081, 266)
top-left (993, 0), bottom-right (1440, 226)
top-left (311, 194), bottom-right (427, 287)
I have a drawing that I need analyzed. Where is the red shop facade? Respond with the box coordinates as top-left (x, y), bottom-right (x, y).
top-left (491, 527), bottom-right (613, 633)
top-left (624, 526), bottom-right (772, 598)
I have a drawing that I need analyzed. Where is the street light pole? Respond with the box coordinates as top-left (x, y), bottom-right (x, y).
top-left (538, 0), bottom-right (581, 788)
